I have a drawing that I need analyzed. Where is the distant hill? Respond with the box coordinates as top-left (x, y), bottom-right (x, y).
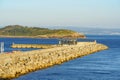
top-left (49, 26), bottom-right (120, 35)
top-left (0, 25), bottom-right (85, 38)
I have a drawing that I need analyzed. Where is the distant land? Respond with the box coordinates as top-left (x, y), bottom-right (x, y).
top-left (49, 26), bottom-right (120, 35)
top-left (0, 25), bottom-right (85, 38)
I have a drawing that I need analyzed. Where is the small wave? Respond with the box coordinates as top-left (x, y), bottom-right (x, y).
top-left (46, 73), bottom-right (62, 76)
top-left (91, 71), bottom-right (111, 74)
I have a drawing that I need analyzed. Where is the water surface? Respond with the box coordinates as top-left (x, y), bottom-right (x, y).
top-left (1, 35), bottom-right (120, 80)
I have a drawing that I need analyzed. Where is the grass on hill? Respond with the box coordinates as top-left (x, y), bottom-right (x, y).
top-left (0, 25), bottom-right (85, 38)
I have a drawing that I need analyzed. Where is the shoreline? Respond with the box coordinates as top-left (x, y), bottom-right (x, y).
top-left (0, 42), bottom-right (108, 79)
top-left (0, 35), bottom-right (86, 39)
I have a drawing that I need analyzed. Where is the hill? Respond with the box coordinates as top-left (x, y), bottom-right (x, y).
top-left (0, 25), bottom-right (85, 38)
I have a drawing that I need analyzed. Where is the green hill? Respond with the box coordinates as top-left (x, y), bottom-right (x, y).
top-left (0, 25), bottom-right (85, 38)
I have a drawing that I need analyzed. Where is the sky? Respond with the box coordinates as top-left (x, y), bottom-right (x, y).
top-left (0, 0), bottom-right (120, 28)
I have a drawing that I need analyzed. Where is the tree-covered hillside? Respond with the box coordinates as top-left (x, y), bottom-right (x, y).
top-left (0, 25), bottom-right (85, 38)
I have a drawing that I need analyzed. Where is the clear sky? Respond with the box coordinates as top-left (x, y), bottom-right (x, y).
top-left (0, 0), bottom-right (120, 28)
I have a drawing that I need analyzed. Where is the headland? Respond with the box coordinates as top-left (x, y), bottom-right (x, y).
top-left (0, 25), bottom-right (85, 38)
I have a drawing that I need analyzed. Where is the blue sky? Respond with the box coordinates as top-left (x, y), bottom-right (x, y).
top-left (0, 0), bottom-right (120, 28)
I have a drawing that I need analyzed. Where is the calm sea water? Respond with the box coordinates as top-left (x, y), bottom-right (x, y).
top-left (0, 38), bottom-right (58, 52)
top-left (1, 35), bottom-right (120, 80)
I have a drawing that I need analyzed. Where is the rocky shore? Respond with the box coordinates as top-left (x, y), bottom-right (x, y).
top-left (0, 42), bottom-right (108, 80)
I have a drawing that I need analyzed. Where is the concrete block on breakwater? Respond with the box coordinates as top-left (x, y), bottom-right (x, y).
top-left (0, 42), bottom-right (108, 79)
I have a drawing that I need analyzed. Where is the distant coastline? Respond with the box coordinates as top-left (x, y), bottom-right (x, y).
top-left (0, 25), bottom-right (86, 38)
top-left (0, 34), bottom-right (86, 39)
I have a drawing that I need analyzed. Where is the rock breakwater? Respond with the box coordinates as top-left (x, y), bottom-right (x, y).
top-left (11, 44), bottom-right (56, 49)
top-left (0, 42), bottom-right (108, 79)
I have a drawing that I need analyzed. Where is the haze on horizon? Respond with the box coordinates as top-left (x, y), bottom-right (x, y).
top-left (0, 0), bottom-right (120, 29)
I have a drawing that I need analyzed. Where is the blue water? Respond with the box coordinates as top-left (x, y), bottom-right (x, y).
top-left (0, 38), bottom-right (58, 52)
top-left (1, 35), bottom-right (120, 80)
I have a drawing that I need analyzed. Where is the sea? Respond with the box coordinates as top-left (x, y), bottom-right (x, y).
top-left (0, 35), bottom-right (120, 80)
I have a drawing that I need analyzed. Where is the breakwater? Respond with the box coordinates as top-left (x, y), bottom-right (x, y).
top-left (11, 44), bottom-right (56, 49)
top-left (0, 42), bottom-right (108, 79)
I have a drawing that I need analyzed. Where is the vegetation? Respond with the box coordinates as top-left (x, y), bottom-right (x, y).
top-left (0, 25), bottom-right (85, 38)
